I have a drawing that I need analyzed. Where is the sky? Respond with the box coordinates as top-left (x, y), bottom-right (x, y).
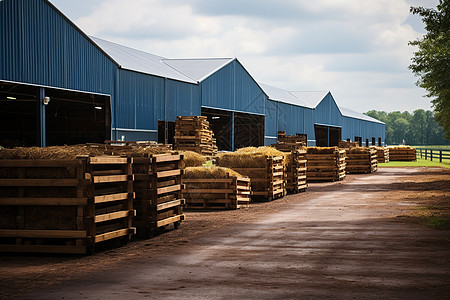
top-left (50, 0), bottom-right (439, 113)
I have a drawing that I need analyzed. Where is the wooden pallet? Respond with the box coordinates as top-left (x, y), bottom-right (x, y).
top-left (174, 116), bottom-right (217, 156)
top-left (0, 157), bottom-right (135, 254)
top-left (371, 147), bottom-right (389, 163)
top-left (183, 176), bottom-right (251, 209)
top-left (231, 156), bottom-right (286, 201)
top-left (389, 148), bottom-right (416, 161)
top-left (306, 148), bottom-right (346, 182)
top-left (272, 132), bottom-right (307, 151)
top-left (346, 149), bottom-right (378, 174)
top-left (133, 153), bottom-right (184, 237)
top-left (285, 149), bottom-right (308, 193)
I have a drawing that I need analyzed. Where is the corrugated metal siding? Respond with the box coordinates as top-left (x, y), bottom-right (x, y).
top-left (0, 0), bottom-right (116, 95)
top-left (165, 79), bottom-right (201, 121)
top-left (313, 93), bottom-right (342, 126)
top-left (116, 69), bottom-right (164, 131)
top-left (264, 99), bottom-right (278, 145)
top-left (201, 60), bottom-right (265, 114)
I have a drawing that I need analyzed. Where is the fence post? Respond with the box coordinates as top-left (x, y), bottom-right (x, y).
top-left (425, 149), bottom-right (427, 160)
top-left (440, 150), bottom-right (442, 163)
top-left (431, 150), bottom-right (433, 161)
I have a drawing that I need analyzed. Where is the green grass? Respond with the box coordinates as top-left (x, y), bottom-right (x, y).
top-left (379, 158), bottom-right (450, 168)
top-left (413, 145), bottom-right (450, 149)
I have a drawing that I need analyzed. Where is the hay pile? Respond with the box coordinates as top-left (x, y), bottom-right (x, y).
top-left (346, 147), bottom-right (370, 154)
top-left (184, 166), bottom-right (243, 179)
top-left (178, 151), bottom-right (207, 168)
top-left (307, 147), bottom-right (339, 154)
top-left (217, 146), bottom-right (286, 168)
top-left (0, 145), bottom-right (173, 160)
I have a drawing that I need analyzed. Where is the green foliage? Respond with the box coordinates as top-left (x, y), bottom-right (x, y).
top-left (409, 1), bottom-right (450, 139)
top-left (365, 110), bottom-right (450, 145)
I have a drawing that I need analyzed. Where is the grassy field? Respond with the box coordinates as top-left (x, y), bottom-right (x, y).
top-left (379, 158), bottom-right (450, 169)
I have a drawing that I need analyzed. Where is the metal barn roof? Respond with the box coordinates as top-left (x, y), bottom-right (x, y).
top-left (162, 58), bottom-right (234, 82)
top-left (259, 83), bottom-right (314, 108)
top-left (289, 91), bottom-right (330, 108)
top-left (90, 37), bottom-right (197, 84)
top-left (339, 106), bottom-right (385, 124)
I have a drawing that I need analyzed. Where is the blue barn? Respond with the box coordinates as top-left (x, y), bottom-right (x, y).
top-left (0, 0), bottom-right (385, 149)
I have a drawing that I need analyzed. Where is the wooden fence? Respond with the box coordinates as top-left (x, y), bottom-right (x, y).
top-left (415, 147), bottom-right (450, 163)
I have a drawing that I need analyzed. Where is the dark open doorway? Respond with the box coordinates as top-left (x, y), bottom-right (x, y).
top-left (234, 112), bottom-right (264, 150)
top-left (202, 108), bottom-right (232, 151)
top-left (158, 120), bottom-right (175, 145)
top-left (0, 81), bottom-right (111, 147)
top-left (314, 124), bottom-right (342, 147)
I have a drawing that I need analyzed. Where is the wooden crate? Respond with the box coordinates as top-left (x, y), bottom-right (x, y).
top-left (346, 148), bottom-right (378, 174)
top-left (232, 156), bottom-right (285, 201)
top-left (338, 140), bottom-right (359, 148)
top-left (306, 148), bottom-right (346, 181)
top-left (0, 157), bottom-right (135, 254)
top-left (371, 147), bottom-right (389, 163)
top-left (389, 147), bottom-right (416, 161)
top-left (133, 153), bottom-right (184, 237)
top-left (183, 175), bottom-right (251, 209)
top-left (174, 116), bottom-right (217, 156)
top-left (285, 149), bottom-right (307, 194)
top-left (272, 131), bottom-right (307, 152)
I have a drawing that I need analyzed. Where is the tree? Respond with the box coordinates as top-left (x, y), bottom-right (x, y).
top-left (364, 110), bottom-right (450, 145)
top-left (409, 1), bottom-right (450, 139)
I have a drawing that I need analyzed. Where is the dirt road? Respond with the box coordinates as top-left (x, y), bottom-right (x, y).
top-left (2, 167), bottom-right (450, 299)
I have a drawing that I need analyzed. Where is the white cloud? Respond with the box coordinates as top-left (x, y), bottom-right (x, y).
top-left (50, 0), bottom-right (437, 113)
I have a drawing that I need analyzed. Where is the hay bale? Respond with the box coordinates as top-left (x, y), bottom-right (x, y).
top-left (183, 166), bottom-right (245, 200)
top-left (179, 151), bottom-right (207, 168)
top-left (184, 166), bottom-right (243, 179)
top-left (347, 147), bottom-right (370, 154)
top-left (217, 146), bottom-right (286, 169)
top-left (307, 147), bottom-right (338, 154)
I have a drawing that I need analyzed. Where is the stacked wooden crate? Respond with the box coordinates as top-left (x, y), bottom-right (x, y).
top-left (183, 173), bottom-right (251, 209)
top-left (174, 116), bottom-right (217, 156)
top-left (338, 140), bottom-right (359, 148)
top-left (346, 148), bottom-right (378, 174)
top-left (389, 147), bottom-right (416, 161)
top-left (217, 155), bottom-right (285, 201)
top-left (133, 153), bottom-right (184, 237)
top-left (0, 156), bottom-right (135, 254)
top-left (371, 146), bottom-right (389, 163)
top-left (272, 131), bottom-right (307, 151)
top-left (285, 149), bottom-right (307, 193)
top-left (306, 147), bottom-right (346, 181)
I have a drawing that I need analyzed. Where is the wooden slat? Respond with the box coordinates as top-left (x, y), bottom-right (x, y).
top-left (94, 192), bottom-right (130, 204)
top-left (0, 229), bottom-right (87, 239)
top-left (157, 184), bottom-right (181, 195)
top-left (93, 175), bottom-right (128, 184)
top-left (153, 154), bottom-right (181, 163)
top-left (183, 178), bottom-right (233, 183)
top-left (156, 215), bottom-right (184, 228)
top-left (0, 179), bottom-right (79, 186)
top-left (94, 228), bottom-right (134, 243)
top-left (157, 199), bottom-right (184, 211)
top-left (0, 197), bottom-right (87, 206)
top-left (157, 169), bottom-right (182, 178)
top-left (183, 189), bottom-right (235, 194)
top-left (95, 210), bottom-right (134, 223)
top-left (88, 157), bottom-right (128, 164)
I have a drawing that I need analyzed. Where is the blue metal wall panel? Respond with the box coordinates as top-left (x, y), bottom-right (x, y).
top-left (201, 60), bottom-right (265, 114)
top-left (313, 93), bottom-right (343, 127)
top-left (264, 99), bottom-right (278, 145)
top-left (116, 69), bottom-right (164, 131)
top-left (165, 79), bottom-right (201, 121)
top-left (0, 0), bottom-right (116, 95)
